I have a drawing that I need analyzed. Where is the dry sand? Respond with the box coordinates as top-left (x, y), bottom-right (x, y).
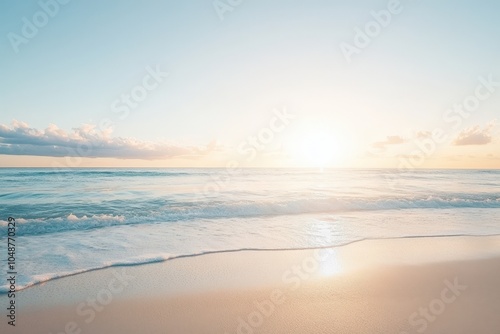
top-left (2, 235), bottom-right (500, 334)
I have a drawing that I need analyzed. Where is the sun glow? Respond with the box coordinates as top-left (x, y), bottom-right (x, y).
top-left (287, 131), bottom-right (347, 168)
top-left (318, 249), bottom-right (343, 277)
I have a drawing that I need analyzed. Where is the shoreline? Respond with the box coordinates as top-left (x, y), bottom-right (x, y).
top-left (2, 234), bottom-right (500, 333)
top-left (2, 232), bottom-right (500, 295)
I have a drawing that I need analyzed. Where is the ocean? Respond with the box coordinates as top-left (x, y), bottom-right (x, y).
top-left (1, 168), bottom-right (499, 293)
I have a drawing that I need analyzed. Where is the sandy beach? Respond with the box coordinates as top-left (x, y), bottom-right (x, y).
top-left (1, 235), bottom-right (499, 334)
top-left (2, 0), bottom-right (500, 332)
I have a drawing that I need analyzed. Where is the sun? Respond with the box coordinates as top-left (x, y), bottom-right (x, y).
top-left (288, 131), bottom-right (343, 168)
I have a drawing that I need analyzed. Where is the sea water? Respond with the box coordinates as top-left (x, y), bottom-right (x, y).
top-left (1, 168), bottom-right (499, 292)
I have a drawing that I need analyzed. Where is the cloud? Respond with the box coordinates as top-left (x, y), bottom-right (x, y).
top-left (0, 121), bottom-right (212, 159)
top-left (453, 122), bottom-right (496, 146)
top-left (371, 135), bottom-right (407, 150)
top-left (416, 131), bottom-right (431, 139)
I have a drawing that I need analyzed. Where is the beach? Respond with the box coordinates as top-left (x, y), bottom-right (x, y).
top-left (2, 0), bottom-right (500, 332)
top-left (3, 235), bottom-right (500, 334)
top-left (2, 168), bottom-right (500, 296)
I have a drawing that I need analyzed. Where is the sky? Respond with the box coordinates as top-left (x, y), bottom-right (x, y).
top-left (0, 0), bottom-right (499, 168)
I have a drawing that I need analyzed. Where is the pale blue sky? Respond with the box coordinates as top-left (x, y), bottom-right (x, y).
top-left (1, 0), bottom-right (499, 167)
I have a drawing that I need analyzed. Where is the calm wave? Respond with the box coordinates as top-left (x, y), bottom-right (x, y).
top-left (1, 168), bottom-right (499, 292)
